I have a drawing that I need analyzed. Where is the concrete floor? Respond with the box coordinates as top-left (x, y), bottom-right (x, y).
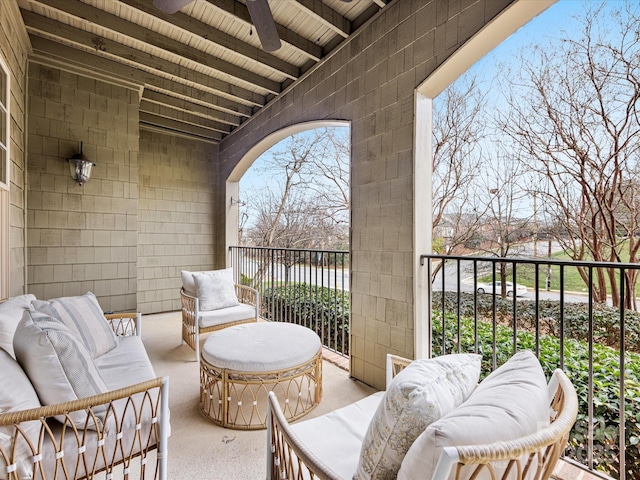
top-left (141, 311), bottom-right (376, 480)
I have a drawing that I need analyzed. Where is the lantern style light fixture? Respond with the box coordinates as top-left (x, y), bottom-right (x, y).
top-left (66, 142), bottom-right (95, 186)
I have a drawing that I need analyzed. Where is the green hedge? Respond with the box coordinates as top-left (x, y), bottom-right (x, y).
top-left (432, 312), bottom-right (640, 479)
top-left (261, 284), bottom-right (349, 355)
top-left (432, 291), bottom-right (640, 353)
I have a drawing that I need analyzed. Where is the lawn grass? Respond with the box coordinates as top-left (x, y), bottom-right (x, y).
top-left (479, 249), bottom-right (640, 295)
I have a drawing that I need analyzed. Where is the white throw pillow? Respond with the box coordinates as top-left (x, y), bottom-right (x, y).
top-left (180, 269), bottom-right (200, 297)
top-left (193, 268), bottom-right (240, 311)
top-left (13, 310), bottom-right (109, 430)
top-left (397, 350), bottom-right (550, 480)
top-left (0, 294), bottom-right (36, 358)
top-left (32, 292), bottom-right (118, 358)
top-left (0, 346), bottom-right (42, 478)
top-left (354, 353), bottom-right (482, 480)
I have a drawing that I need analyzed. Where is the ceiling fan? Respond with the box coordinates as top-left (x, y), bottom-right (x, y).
top-left (153, 0), bottom-right (352, 53)
top-left (153, 0), bottom-right (282, 52)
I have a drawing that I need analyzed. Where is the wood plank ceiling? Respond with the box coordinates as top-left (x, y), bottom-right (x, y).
top-left (18, 0), bottom-right (389, 143)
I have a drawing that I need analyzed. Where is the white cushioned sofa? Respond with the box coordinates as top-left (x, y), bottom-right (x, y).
top-left (0, 293), bottom-right (170, 480)
top-left (267, 351), bottom-right (578, 480)
top-left (180, 268), bottom-right (259, 361)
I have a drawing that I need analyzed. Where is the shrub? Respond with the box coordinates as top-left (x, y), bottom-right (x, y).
top-left (431, 291), bottom-right (640, 353)
top-left (432, 312), bottom-right (640, 479)
top-left (261, 284), bottom-right (349, 355)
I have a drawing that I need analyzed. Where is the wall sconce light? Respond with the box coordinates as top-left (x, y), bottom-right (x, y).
top-left (66, 142), bottom-right (96, 186)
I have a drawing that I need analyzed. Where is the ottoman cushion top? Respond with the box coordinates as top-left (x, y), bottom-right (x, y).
top-left (202, 322), bottom-right (321, 372)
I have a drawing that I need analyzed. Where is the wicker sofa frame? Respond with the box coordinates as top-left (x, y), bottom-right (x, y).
top-left (180, 284), bottom-right (259, 361)
top-left (0, 311), bottom-right (170, 480)
top-left (267, 354), bottom-right (579, 480)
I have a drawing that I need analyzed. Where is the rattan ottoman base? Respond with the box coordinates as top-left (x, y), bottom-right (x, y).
top-left (199, 323), bottom-right (323, 430)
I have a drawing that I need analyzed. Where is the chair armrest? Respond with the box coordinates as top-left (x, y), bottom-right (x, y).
top-left (385, 354), bottom-right (412, 389)
top-left (0, 376), bottom-right (170, 480)
top-left (266, 392), bottom-right (341, 480)
top-left (235, 284), bottom-right (260, 318)
top-left (104, 312), bottom-right (142, 337)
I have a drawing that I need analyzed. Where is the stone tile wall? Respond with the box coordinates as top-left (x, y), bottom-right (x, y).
top-left (26, 63), bottom-right (139, 312)
top-left (218, 0), bottom-right (511, 389)
top-left (138, 130), bottom-right (217, 314)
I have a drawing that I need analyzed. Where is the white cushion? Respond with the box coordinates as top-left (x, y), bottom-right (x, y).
top-left (193, 268), bottom-right (240, 311)
top-left (32, 292), bottom-right (118, 358)
top-left (13, 310), bottom-right (109, 429)
top-left (198, 303), bottom-right (256, 329)
top-left (292, 392), bottom-right (385, 479)
top-left (397, 351), bottom-right (550, 480)
top-left (94, 336), bottom-right (156, 390)
top-left (355, 354), bottom-right (481, 480)
top-left (0, 346), bottom-right (42, 478)
top-left (180, 269), bottom-right (201, 297)
top-left (202, 322), bottom-right (320, 371)
top-left (0, 294), bottom-right (36, 358)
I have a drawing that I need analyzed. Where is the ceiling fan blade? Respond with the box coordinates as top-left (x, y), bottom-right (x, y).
top-left (246, 0), bottom-right (282, 52)
top-left (153, 0), bottom-right (195, 14)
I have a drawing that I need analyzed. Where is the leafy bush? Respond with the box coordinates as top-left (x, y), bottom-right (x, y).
top-left (432, 312), bottom-right (640, 479)
top-left (431, 291), bottom-right (640, 353)
top-left (261, 284), bottom-right (349, 355)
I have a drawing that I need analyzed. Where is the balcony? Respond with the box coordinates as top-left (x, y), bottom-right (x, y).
top-left (230, 246), bottom-right (634, 479)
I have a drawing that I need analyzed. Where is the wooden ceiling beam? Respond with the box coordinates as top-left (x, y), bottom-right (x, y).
top-left (29, 35), bottom-right (255, 119)
top-left (23, 11), bottom-right (265, 108)
top-left (142, 91), bottom-right (241, 127)
top-left (204, 0), bottom-right (323, 62)
top-left (29, 0), bottom-right (281, 95)
top-left (118, 0), bottom-right (299, 81)
top-left (139, 123), bottom-right (219, 144)
top-left (293, 0), bottom-right (351, 38)
top-left (139, 101), bottom-right (232, 135)
top-left (139, 112), bottom-right (224, 141)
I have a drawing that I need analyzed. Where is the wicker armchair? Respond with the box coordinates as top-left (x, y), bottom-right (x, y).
top-left (267, 355), bottom-right (579, 480)
top-left (180, 284), bottom-right (259, 361)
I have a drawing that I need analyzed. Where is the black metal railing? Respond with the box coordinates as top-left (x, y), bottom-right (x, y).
top-left (229, 246), bottom-right (349, 357)
top-left (421, 253), bottom-right (638, 480)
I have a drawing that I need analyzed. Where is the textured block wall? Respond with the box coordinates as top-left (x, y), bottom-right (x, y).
top-left (0, 1), bottom-right (31, 297)
top-left (218, 0), bottom-right (511, 389)
top-left (138, 130), bottom-right (217, 314)
top-left (26, 63), bottom-right (140, 312)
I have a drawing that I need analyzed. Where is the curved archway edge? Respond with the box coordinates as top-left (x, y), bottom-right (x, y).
top-left (227, 120), bottom-right (351, 183)
top-left (225, 120), bottom-right (351, 263)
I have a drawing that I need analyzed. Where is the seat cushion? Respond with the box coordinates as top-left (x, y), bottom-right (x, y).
top-left (13, 310), bottom-right (109, 430)
top-left (32, 292), bottom-right (118, 359)
top-left (201, 322), bottom-right (320, 371)
top-left (198, 303), bottom-right (256, 328)
top-left (398, 350), bottom-right (550, 480)
top-left (0, 294), bottom-right (36, 358)
top-left (291, 391), bottom-right (385, 479)
top-left (94, 335), bottom-right (156, 390)
top-left (193, 268), bottom-right (239, 311)
top-left (355, 353), bottom-right (481, 480)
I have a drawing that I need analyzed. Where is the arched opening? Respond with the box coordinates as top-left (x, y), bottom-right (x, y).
top-left (225, 120), bottom-right (350, 260)
top-left (413, 0), bottom-right (556, 358)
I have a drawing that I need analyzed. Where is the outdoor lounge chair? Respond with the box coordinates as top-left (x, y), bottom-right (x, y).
top-left (180, 268), bottom-right (259, 361)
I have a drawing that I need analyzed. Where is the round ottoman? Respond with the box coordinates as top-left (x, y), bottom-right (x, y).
top-left (199, 322), bottom-right (323, 430)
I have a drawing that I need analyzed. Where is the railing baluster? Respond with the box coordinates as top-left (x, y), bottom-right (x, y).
top-left (588, 266), bottom-right (594, 472)
top-left (620, 268), bottom-right (626, 480)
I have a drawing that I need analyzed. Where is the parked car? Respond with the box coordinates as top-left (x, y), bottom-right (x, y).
top-left (476, 280), bottom-right (528, 297)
